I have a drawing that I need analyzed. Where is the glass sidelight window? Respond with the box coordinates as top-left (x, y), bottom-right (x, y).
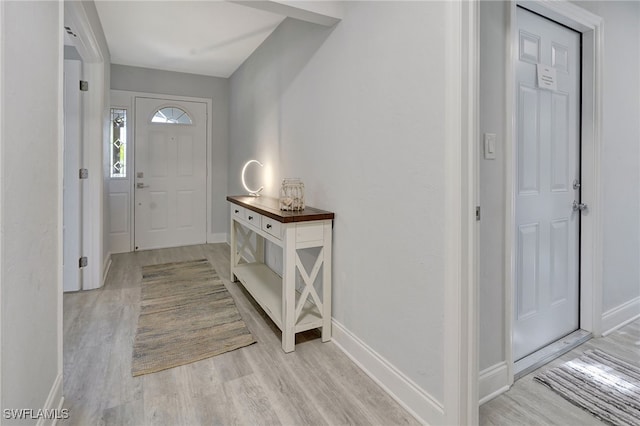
top-left (110, 108), bottom-right (127, 178)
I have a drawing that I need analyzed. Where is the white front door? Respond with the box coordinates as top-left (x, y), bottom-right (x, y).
top-left (513, 7), bottom-right (581, 361)
top-left (134, 97), bottom-right (207, 250)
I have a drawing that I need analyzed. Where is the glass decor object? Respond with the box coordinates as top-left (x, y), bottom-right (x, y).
top-left (110, 108), bottom-right (127, 178)
top-left (279, 178), bottom-right (305, 211)
top-left (151, 106), bottom-right (193, 124)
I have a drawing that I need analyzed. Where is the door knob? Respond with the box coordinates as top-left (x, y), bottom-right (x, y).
top-left (572, 200), bottom-right (588, 212)
top-left (136, 182), bottom-right (149, 189)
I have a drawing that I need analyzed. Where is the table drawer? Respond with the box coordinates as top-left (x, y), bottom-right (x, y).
top-left (262, 216), bottom-right (282, 240)
top-left (244, 210), bottom-right (261, 229)
top-left (231, 205), bottom-right (245, 221)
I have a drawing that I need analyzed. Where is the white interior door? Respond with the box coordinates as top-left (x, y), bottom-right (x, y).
top-left (63, 58), bottom-right (83, 292)
top-left (513, 7), bottom-right (581, 361)
top-left (134, 97), bottom-right (207, 250)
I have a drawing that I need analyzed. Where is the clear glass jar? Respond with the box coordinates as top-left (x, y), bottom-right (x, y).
top-left (279, 178), bottom-right (305, 211)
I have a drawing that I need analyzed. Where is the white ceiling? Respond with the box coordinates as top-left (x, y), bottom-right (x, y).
top-left (94, 1), bottom-right (287, 78)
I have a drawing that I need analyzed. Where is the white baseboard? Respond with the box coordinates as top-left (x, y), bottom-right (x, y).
top-left (602, 296), bottom-right (640, 336)
top-left (37, 373), bottom-right (63, 426)
top-left (479, 361), bottom-right (510, 405)
top-left (208, 233), bottom-right (228, 244)
top-left (331, 320), bottom-right (443, 425)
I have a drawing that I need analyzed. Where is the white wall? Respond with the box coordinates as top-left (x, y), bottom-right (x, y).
top-left (479, 0), bottom-right (640, 396)
top-left (1, 0), bottom-right (64, 421)
top-left (110, 64), bottom-right (230, 241)
top-left (574, 0), bottom-right (640, 317)
top-left (479, 0), bottom-right (509, 373)
top-left (229, 2), bottom-right (451, 420)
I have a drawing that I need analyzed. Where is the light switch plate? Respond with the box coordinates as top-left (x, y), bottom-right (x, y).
top-left (484, 133), bottom-right (497, 160)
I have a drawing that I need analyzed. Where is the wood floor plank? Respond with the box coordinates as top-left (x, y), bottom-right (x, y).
top-left (182, 383), bottom-right (242, 426)
top-left (101, 303), bottom-right (143, 410)
top-left (299, 342), bottom-right (419, 426)
top-left (142, 393), bottom-right (186, 426)
top-left (99, 399), bottom-right (145, 426)
top-left (240, 335), bottom-right (332, 425)
top-left (223, 374), bottom-right (283, 426)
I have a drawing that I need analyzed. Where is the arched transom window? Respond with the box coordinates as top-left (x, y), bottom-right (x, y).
top-left (151, 106), bottom-right (193, 124)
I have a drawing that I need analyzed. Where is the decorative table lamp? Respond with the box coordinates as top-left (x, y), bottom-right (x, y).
top-left (241, 160), bottom-right (263, 197)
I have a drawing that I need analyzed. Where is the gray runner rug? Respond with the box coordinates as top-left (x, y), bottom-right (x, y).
top-left (132, 259), bottom-right (255, 376)
top-left (534, 349), bottom-right (640, 426)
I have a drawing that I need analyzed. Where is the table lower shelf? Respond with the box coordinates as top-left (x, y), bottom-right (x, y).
top-left (233, 262), bottom-right (323, 333)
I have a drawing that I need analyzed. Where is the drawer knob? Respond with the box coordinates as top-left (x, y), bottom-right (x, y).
top-left (235, 209), bottom-right (239, 213)
top-left (266, 224), bottom-right (272, 229)
top-left (248, 216), bottom-right (253, 220)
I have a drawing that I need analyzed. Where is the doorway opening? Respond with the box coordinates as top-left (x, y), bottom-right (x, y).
top-left (108, 91), bottom-right (213, 254)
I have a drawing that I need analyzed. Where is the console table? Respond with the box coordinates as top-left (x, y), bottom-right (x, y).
top-left (227, 195), bottom-right (334, 352)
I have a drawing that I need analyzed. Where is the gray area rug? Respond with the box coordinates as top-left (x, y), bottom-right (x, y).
top-left (132, 259), bottom-right (255, 376)
top-left (534, 349), bottom-right (640, 426)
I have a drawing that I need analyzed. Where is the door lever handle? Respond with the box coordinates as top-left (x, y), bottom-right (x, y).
top-left (136, 182), bottom-right (149, 189)
top-left (572, 200), bottom-right (588, 212)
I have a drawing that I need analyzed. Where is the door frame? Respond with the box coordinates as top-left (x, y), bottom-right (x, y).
top-left (504, 0), bottom-right (603, 384)
top-left (109, 90), bottom-right (213, 252)
top-left (444, 1), bottom-right (479, 424)
top-left (64, 1), bottom-right (108, 290)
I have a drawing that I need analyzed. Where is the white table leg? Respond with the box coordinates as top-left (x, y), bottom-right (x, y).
top-left (322, 221), bottom-right (332, 342)
top-left (230, 220), bottom-right (238, 282)
top-left (282, 227), bottom-right (296, 352)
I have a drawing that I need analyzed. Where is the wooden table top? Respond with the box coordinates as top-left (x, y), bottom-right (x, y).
top-left (227, 195), bottom-right (334, 223)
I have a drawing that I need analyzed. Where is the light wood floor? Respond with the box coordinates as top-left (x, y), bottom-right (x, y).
top-left (62, 242), bottom-right (640, 425)
top-left (62, 244), bottom-right (420, 426)
top-left (480, 318), bottom-right (640, 425)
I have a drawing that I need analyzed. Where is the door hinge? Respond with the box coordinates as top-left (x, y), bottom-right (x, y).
top-left (79, 256), bottom-right (88, 268)
top-left (476, 206), bottom-right (481, 221)
top-left (79, 168), bottom-right (88, 179)
top-left (79, 80), bottom-right (89, 92)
